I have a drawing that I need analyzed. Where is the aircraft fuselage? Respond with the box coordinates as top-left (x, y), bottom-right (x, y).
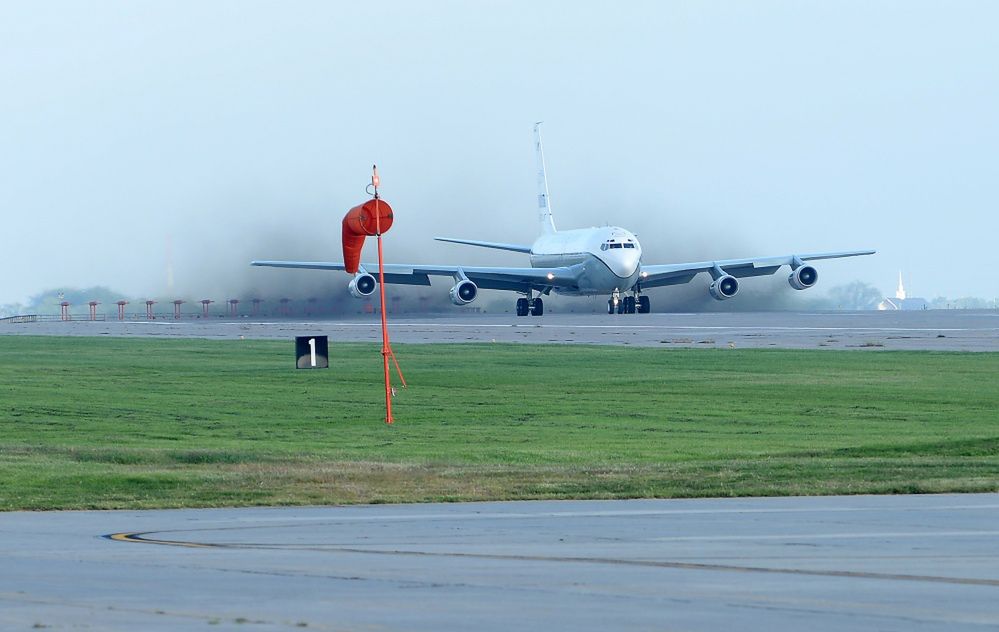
top-left (529, 226), bottom-right (642, 296)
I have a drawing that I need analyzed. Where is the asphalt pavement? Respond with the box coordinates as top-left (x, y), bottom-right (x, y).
top-left (2, 494), bottom-right (998, 630)
top-left (4, 310), bottom-right (999, 350)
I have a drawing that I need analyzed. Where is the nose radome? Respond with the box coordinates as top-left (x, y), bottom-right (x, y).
top-left (605, 248), bottom-right (640, 278)
top-left (622, 250), bottom-right (640, 272)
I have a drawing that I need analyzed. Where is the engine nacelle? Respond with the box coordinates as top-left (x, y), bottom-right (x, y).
top-left (449, 280), bottom-right (478, 305)
top-left (709, 275), bottom-right (739, 300)
top-left (348, 273), bottom-right (377, 298)
top-left (789, 265), bottom-right (818, 290)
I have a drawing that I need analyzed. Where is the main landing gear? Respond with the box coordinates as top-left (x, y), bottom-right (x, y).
top-left (608, 290), bottom-right (650, 315)
top-left (516, 295), bottom-right (544, 317)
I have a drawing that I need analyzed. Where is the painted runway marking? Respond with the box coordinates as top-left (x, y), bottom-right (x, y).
top-left (102, 502), bottom-right (999, 530)
top-left (301, 323), bottom-right (983, 333)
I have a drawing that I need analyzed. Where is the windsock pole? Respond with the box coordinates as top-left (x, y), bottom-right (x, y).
top-left (371, 165), bottom-right (403, 424)
top-left (340, 168), bottom-right (405, 424)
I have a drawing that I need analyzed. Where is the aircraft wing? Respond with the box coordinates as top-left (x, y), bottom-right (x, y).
top-left (251, 260), bottom-right (581, 292)
top-left (638, 249), bottom-right (876, 289)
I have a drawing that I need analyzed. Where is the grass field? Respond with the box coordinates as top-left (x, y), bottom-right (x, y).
top-left (1, 335), bottom-right (997, 510)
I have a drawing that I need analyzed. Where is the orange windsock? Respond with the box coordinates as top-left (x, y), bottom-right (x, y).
top-left (342, 199), bottom-right (394, 274)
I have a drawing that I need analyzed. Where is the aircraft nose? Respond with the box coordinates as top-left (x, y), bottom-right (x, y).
top-left (604, 248), bottom-right (640, 278)
top-left (621, 250), bottom-right (640, 274)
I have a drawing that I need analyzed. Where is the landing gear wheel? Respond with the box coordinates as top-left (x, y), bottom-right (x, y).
top-left (617, 300), bottom-right (626, 314)
top-left (516, 298), bottom-right (529, 317)
top-left (530, 297), bottom-right (544, 316)
top-left (623, 296), bottom-right (636, 314)
top-left (608, 299), bottom-right (616, 315)
top-left (638, 296), bottom-right (651, 314)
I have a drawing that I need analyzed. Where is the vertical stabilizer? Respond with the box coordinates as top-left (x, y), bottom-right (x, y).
top-left (534, 122), bottom-right (557, 234)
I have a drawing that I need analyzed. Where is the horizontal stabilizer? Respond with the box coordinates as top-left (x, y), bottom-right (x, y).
top-left (251, 260), bottom-right (345, 270)
top-left (434, 237), bottom-right (533, 253)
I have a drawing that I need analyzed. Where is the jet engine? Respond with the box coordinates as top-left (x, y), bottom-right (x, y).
top-left (449, 280), bottom-right (478, 305)
top-left (348, 273), bottom-right (377, 298)
top-left (709, 275), bottom-right (739, 300)
top-left (788, 265), bottom-right (818, 290)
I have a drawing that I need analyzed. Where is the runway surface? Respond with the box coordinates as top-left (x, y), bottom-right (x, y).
top-left (4, 310), bottom-right (999, 350)
top-left (2, 494), bottom-right (998, 630)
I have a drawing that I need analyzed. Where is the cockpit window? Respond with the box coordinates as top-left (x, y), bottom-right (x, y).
top-left (600, 243), bottom-right (609, 251)
top-left (623, 243), bottom-right (635, 248)
top-left (610, 243), bottom-right (623, 249)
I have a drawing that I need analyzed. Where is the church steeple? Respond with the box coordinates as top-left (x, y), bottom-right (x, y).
top-left (895, 271), bottom-right (906, 300)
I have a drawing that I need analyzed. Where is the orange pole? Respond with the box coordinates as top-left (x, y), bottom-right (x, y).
top-left (373, 167), bottom-right (393, 424)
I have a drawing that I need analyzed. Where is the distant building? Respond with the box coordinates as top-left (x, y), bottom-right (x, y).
top-left (878, 272), bottom-right (927, 310)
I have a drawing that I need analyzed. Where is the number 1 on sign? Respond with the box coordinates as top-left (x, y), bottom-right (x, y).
top-left (308, 338), bottom-right (316, 367)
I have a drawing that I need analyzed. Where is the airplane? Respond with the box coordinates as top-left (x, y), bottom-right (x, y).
top-left (252, 124), bottom-right (875, 316)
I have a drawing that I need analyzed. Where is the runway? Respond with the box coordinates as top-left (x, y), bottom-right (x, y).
top-left (2, 494), bottom-right (999, 630)
top-left (3, 310), bottom-right (999, 350)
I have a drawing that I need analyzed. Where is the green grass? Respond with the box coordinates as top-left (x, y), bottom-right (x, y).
top-left (1, 336), bottom-right (997, 510)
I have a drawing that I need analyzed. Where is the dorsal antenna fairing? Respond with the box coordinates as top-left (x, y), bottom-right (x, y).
top-left (534, 122), bottom-right (557, 234)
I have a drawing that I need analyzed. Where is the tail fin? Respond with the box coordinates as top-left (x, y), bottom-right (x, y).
top-left (534, 122), bottom-right (557, 234)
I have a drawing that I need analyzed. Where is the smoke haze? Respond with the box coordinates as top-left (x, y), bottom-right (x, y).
top-left (3, 1), bottom-right (997, 308)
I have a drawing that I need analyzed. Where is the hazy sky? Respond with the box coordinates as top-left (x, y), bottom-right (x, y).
top-left (2, 1), bottom-right (997, 306)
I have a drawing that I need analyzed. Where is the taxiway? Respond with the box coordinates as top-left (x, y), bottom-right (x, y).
top-left (2, 494), bottom-right (998, 630)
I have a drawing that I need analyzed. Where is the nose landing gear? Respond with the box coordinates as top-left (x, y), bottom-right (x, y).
top-left (607, 290), bottom-right (621, 314)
